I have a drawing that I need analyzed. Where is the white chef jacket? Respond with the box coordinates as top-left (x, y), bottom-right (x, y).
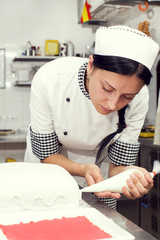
top-left (25, 57), bottom-right (149, 208)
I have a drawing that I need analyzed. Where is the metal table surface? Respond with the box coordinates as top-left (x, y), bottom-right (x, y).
top-left (82, 192), bottom-right (157, 240)
top-left (0, 133), bottom-right (26, 143)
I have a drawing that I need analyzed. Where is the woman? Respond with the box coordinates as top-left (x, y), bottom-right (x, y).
top-left (25, 26), bottom-right (159, 209)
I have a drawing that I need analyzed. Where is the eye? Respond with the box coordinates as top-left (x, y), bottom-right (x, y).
top-left (123, 95), bottom-right (134, 100)
top-left (102, 86), bottom-right (111, 93)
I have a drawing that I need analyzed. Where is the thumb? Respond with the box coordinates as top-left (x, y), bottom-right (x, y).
top-left (86, 172), bottom-right (103, 186)
top-left (86, 175), bottom-right (96, 186)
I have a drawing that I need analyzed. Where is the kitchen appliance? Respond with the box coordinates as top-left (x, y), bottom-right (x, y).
top-left (11, 61), bottom-right (32, 84)
top-left (78, 0), bottom-right (160, 25)
top-left (11, 57), bottom-right (54, 86)
top-left (60, 41), bottom-right (74, 56)
top-left (156, 59), bottom-right (160, 105)
top-left (0, 48), bottom-right (5, 88)
top-left (67, 41), bottom-right (74, 56)
top-left (60, 43), bottom-right (67, 56)
top-left (45, 40), bottom-right (59, 56)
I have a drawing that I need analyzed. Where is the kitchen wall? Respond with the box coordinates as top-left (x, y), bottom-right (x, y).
top-left (0, 0), bottom-right (96, 131)
top-left (0, 0), bottom-right (160, 162)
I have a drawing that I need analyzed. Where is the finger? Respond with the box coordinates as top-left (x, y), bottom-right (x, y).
top-left (122, 186), bottom-right (136, 199)
top-left (126, 177), bottom-right (150, 198)
top-left (86, 175), bottom-right (96, 186)
top-left (94, 174), bottom-right (104, 183)
top-left (130, 174), bottom-right (147, 195)
top-left (95, 191), bottom-right (121, 199)
top-left (122, 171), bottom-right (153, 199)
top-left (126, 178), bottom-right (143, 198)
top-left (132, 172), bottom-right (148, 187)
top-left (130, 173), bottom-right (153, 194)
top-left (86, 166), bottom-right (103, 185)
top-left (134, 172), bottom-right (153, 188)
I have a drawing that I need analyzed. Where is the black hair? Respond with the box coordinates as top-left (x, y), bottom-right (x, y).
top-left (93, 54), bottom-right (152, 85)
top-left (94, 54), bottom-right (152, 166)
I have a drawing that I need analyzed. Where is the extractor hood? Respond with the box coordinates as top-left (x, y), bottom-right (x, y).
top-left (79, 0), bottom-right (160, 25)
top-left (101, 0), bottom-right (160, 4)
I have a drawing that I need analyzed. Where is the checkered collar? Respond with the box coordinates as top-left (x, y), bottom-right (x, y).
top-left (78, 62), bottom-right (90, 100)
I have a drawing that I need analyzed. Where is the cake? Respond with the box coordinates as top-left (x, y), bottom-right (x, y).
top-left (0, 162), bottom-right (135, 239)
top-left (0, 162), bottom-right (114, 240)
top-left (0, 162), bottom-right (81, 211)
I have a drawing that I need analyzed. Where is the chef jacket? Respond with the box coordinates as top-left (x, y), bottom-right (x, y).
top-left (25, 57), bottom-right (149, 209)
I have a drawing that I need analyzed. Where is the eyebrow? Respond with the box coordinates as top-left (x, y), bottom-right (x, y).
top-left (104, 80), bottom-right (139, 95)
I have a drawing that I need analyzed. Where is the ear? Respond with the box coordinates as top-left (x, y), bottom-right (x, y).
top-left (87, 55), bottom-right (94, 74)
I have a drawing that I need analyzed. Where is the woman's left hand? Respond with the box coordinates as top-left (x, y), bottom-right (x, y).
top-left (122, 167), bottom-right (154, 199)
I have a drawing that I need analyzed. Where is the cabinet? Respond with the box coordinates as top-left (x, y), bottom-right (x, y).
top-left (139, 140), bottom-right (160, 239)
top-left (118, 138), bottom-right (160, 239)
top-left (0, 133), bottom-right (27, 163)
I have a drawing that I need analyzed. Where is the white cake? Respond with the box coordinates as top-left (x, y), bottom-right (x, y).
top-left (0, 162), bottom-right (81, 211)
top-left (0, 163), bottom-right (135, 240)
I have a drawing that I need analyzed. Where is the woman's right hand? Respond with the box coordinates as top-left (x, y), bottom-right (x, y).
top-left (83, 164), bottom-right (121, 199)
top-left (83, 163), bottom-right (103, 186)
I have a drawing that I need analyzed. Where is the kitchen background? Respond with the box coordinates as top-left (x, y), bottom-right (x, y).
top-left (0, 0), bottom-right (160, 161)
top-left (0, 0), bottom-right (160, 237)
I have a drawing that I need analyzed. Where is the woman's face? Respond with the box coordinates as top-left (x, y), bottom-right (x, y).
top-left (86, 55), bottom-right (144, 115)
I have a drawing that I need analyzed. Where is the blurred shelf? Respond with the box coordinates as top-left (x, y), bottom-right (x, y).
top-left (13, 56), bottom-right (61, 62)
top-left (0, 133), bottom-right (26, 143)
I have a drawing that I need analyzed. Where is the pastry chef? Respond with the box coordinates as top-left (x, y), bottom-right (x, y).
top-left (24, 26), bottom-right (159, 209)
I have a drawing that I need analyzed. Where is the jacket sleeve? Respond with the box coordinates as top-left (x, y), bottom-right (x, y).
top-left (29, 68), bottom-right (60, 160)
top-left (30, 68), bottom-right (55, 134)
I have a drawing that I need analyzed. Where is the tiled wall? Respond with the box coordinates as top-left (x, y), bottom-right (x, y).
top-left (0, 0), bottom-right (96, 131)
top-left (0, 0), bottom-right (160, 162)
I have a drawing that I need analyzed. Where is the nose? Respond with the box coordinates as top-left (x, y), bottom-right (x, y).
top-left (107, 94), bottom-right (120, 111)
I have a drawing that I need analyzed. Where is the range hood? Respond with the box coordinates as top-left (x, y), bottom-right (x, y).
top-left (80, 0), bottom-right (160, 25)
top-left (101, 0), bottom-right (160, 4)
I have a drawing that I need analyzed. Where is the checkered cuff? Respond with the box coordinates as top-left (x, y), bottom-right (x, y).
top-left (30, 127), bottom-right (60, 160)
top-left (108, 140), bottom-right (140, 166)
top-left (98, 197), bottom-right (117, 210)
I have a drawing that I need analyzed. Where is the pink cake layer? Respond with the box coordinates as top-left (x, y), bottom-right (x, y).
top-left (0, 216), bottom-right (112, 240)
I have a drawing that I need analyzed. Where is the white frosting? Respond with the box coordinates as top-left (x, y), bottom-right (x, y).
top-left (0, 163), bottom-right (136, 240)
top-left (0, 162), bottom-right (81, 211)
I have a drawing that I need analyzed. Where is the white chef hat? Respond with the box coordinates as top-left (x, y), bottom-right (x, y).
top-left (94, 26), bottom-right (159, 70)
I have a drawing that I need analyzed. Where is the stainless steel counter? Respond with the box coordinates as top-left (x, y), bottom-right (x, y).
top-left (0, 134), bottom-right (156, 145)
top-left (0, 135), bottom-right (156, 145)
top-left (0, 133), bottom-right (26, 143)
top-left (82, 192), bottom-right (157, 240)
